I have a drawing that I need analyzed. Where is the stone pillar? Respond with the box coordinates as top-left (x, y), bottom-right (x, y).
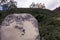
top-left (1, 13), bottom-right (40, 40)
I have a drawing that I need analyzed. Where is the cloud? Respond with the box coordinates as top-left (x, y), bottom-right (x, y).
top-left (45, 0), bottom-right (60, 10)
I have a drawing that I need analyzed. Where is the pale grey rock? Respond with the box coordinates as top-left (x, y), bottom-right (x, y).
top-left (1, 13), bottom-right (40, 40)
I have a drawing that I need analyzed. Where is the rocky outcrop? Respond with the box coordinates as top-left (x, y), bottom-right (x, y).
top-left (1, 13), bottom-right (40, 40)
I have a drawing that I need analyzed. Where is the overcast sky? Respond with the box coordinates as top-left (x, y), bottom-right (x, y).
top-left (14, 0), bottom-right (60, 10)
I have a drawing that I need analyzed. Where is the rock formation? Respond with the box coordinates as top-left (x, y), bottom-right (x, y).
top-left (1, 13), bottom-right (40, 40)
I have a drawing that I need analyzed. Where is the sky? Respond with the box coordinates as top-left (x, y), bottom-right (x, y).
top-left (14, 0), bottom-right (60, 10)
top-left (0, 0), bottom-right (60, 10)
top-left (0, 5), bottom-right (3, 10)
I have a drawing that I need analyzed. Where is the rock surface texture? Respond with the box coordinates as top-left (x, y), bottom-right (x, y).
top-left (1, 13), bottom-right (40, 40)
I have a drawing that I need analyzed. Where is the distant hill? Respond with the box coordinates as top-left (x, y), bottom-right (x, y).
top-left (54, 7), bottom-right (60, 13)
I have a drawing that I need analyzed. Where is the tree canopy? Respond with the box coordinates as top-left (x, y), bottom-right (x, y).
top-left (0, 0), bottom-right (17, 10)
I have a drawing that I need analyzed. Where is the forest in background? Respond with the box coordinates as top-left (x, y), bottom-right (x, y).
top-left (0, 8), bottom-right (60, 40)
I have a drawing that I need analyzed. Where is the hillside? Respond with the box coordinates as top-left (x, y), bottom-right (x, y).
top-left (54, 7), bottom-right (60, 12)
top-left (0, 8), bottom-right (60, 40)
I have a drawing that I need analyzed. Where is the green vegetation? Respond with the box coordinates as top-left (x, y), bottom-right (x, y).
top-left (0, 8), bottom-right (60, 40)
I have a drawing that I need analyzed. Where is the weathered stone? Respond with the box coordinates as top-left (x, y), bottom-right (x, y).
top-left (1, 13), bottom-right (40, 40)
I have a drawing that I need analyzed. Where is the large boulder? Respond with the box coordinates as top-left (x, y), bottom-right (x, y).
top-left (1, 13), bottom-right (40, 40)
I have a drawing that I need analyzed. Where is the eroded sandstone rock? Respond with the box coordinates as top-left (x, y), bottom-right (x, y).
top-left (1, 13), bottom-right (40, 40)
